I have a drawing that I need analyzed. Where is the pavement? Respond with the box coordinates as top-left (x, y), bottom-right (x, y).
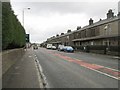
top-left (2, 48), bottom-right (44, 89)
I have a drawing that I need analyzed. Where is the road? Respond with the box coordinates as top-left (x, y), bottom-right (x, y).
top-left (34, 47), bottom-right (119, 88)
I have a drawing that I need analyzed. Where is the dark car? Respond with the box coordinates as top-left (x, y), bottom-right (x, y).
top-left (33, 45), bottom-right (38, 50)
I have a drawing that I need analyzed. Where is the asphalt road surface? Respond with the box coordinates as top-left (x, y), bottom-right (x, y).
top-left (34, 47), bottom-right (119, 88)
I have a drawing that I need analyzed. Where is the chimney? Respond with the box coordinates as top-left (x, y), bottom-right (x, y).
top-left (99, 18), bottom-right (102, 21)
top-left (61, 33), bottom-right (64, 35)
top-left (107, 9), bottom-right (114, 19)
top-left (89, 18), bottom-right (93, 25)
top-left (56, 34), bottom-right (59, 37)
top-left (67, 29), bottom-right (71, 33)
top-left (77, 26), bottom-right (81, 30)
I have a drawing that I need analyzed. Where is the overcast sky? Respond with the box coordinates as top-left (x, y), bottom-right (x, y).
top-left (10, 0), bottom-right (119, 43)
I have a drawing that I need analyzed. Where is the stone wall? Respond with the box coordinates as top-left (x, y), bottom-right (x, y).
top-left (2, 48), bottom-right (25, 75)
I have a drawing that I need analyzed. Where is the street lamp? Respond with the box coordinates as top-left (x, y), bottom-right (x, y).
top-left (22, 7), bottom-right (30, 27)
top-left (22, 8), bottom-right (30, 50)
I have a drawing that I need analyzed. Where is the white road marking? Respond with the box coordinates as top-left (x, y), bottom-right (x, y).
top-left (50, 53), bottom-right (119, 80)
top-left (29, 56), bottom-right (32, 58)
top-left (93, 64), bottom-right (119, 72)
top-left (74, 58), bottom-right (119, 72)
top-left (86, 66), bottom-right (119, 80)
top-left (71, 58), bottom-right (119, 80)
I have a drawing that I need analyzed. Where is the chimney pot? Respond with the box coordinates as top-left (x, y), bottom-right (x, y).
top-left (77, 26), bottom-right (81, 30)
top-left (107, 9), bottom-right (114, 19)
top-left (67, 29), bottom-right (71, 33)
top-left (56, 34), bottom-right (59, 37)
top-left (89, 18), bottom-right (93, 25)
top-left (61, 33), bottom-right (64, 35)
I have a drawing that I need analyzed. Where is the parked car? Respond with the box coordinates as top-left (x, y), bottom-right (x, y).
top-left (33, 45), bottom-right (38, 50)
top-left (58, 45), bottom-right (64, 51)
top-left (63, 46), bottom-right (74, 52)
top-left (46, 44), bottom-right (52, 49)
top-left (51, 46), bottom-right (57, 50)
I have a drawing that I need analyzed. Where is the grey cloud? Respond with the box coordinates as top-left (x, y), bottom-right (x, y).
top-left (11, 2), bottom-right (118, 17)
top-left (118, 1), bottom-right (120, 12)
top-left (11, 1), bottom-right (119, 43)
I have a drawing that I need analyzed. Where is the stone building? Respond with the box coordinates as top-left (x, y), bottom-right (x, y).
top-left (73, 10), bottom-right (119, 47)
top-left (45, 9), bottom-right (120, 55)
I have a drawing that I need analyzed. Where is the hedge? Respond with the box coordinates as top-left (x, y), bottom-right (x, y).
top-left (2, 2), bottom-right (26, 50)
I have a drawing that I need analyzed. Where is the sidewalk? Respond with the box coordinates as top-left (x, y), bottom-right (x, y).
top-left (2, 48), bottom-right (44, 88)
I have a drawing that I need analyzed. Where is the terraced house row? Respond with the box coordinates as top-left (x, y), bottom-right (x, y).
top-left (42, 9), bottom-right (120, 56)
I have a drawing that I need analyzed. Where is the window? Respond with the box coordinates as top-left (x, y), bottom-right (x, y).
top-left (91, 41), bottom-right (94, 45)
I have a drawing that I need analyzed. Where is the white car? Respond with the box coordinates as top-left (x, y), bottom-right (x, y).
top-left (51, 46), bottom-right (56, 50)
top-left (58, 45), bottom-right (64, 51)
top-left (46, 44), bottom-right (52, 49)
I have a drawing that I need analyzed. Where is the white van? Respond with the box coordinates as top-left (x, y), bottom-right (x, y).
top-left (46, 44), bottom-right (52, 49)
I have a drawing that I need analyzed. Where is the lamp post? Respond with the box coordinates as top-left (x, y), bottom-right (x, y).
top-left (22, 8), bottom-right (30, 50)
top-left (22, 7), bottom-right (30, 27)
